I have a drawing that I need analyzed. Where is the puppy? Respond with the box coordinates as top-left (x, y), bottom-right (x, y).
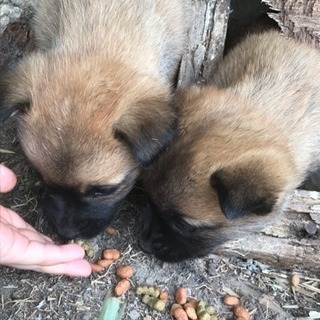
top-left (141, 31), bottom-right (320, 262)
top-left (0, 0), bottom-right (190, 239)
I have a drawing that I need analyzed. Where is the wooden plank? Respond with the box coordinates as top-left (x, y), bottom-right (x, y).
top-left (215, 190), bottom-right (320, 271)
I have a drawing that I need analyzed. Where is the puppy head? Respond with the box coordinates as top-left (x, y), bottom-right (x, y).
top-left (141, 86), bottom-right (296, 261)
top-left (0, 53), bottom-right (177, 239)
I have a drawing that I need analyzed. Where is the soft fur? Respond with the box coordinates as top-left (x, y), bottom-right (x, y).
top-left (141, 31), bottom-right (320, 262)
top-left (0, 0), bottom-right (190, 239)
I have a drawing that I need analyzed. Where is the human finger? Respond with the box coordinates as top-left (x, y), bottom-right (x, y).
top-left (0, 164), bottom-right (17, 192)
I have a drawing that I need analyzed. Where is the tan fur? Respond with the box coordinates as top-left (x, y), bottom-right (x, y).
top-left (143, 31), bottom-right (320, 234)
top-left (2, 0), bottom-right (190, 189)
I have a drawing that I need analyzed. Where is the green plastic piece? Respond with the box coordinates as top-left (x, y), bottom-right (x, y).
top-left (98, 296), bottom-right (126, 320)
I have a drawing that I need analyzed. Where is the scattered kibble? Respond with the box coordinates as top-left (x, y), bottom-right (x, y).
top-left (233, 305), bottom-right (250, 320)
top-left (114, 279), bottom-right (131, 296)
top-left (97, 259), bottom-right (114, 268)
top-left (103, 249), bottom-right (121, 260)
top-left (291, 274), bottom-right (300, 287)
top-left (159, 290), bottom-right (168, 303)
top-left (105, 226), bottom-right (117, 235)
top-left (90, 263), bottom-right (104, 273)
top-left (223, 295), bottom-right (240, 306)
top-left (184, 304), bottom-right (197, 320)
top-left (171, 303), bottom-right (183, 315)
top-left (172, 307), bottom-right (189, 320)
top-left (116, 265), bottom-right (134, 279)
top-left (175, 287), bottom-right (187, 304)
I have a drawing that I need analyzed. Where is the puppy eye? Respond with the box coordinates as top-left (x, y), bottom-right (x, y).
top-left (86, 185), bottom-right (118, 198)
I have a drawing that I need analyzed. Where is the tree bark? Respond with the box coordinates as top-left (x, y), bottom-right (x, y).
top-left (215, 190), bottom-right (320, 271)
top-left (263, 0), bottom-right (320, 48)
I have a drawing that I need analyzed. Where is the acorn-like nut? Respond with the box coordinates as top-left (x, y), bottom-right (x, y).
top-left (291, 274), bottom-right (300, 287)
top-left (114, 279), bottom-right (130, 296)
top-left (223, 295), bottom-right (239, 306)
top-left (233, 306), bottom-right (250, 320)
top-left (175, 287), bottom-right (187, 304)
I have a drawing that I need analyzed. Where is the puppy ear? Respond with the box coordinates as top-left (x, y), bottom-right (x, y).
top-left (114, 96), bottom-right (177, 167)
top-left (210, 153), bottom-right (294, 220)
top-left (0, 67), bottom-right (30, 126)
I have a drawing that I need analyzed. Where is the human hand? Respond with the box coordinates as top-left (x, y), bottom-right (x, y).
top-left (0, 164), bottom-right (92, 277)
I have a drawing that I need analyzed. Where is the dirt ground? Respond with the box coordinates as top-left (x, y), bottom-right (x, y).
top-left (1, 117), bottom-right (320, 320)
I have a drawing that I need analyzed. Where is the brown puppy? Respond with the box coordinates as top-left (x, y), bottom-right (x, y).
top-left (141, 31), bottom-right (320, 262)
top-left (0, 0), bottom-right (190, 239)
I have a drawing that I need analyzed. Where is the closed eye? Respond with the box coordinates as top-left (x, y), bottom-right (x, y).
top-left (85, 185), bottom-right (119, 198)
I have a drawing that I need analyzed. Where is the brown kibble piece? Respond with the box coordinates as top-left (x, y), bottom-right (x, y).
top-left (291, 274), bottom-right (300, 287)
top-left (90, 263), bottom-right (104, 273)
top-left (184, 305), bottom-right (197, 320)
top-left (172, 307), bottom-right (189, 320)
top-left (233, 306), bottom-right (250, 320)
top-left (103, 249), bottom-right (120, 260)
top-left (105, 226), bottom-right (117, 235)
top-left (175, 287), bottom-right (187, 304)
top-left (159, 290), bottom-right (168, 303)
top-left (236, 317), bottom-right (249, 320)
top-left (223, 295), bottom-right (240, 306)
top-left (97, 259), bottom-right (114, 268)
top-left (114, 279), bottom-right (130, 296)
top-left (186, 299), bottom-right (198, 309)
top-left (171, 303), bottom-right (183, 315)
top-left (116, 265), bottom-right (134, 279)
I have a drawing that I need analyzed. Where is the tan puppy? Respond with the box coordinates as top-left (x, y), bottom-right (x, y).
top-left (0, 0), bottom-right (190, 239)
top-left (141, 31), bottom-right (320, 262)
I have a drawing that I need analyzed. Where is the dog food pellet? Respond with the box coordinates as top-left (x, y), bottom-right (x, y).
top-left (184, 305), bottom-right (197, 320)
top-left (105, 226), bottom-right (117, 235)
top-left (198, 310), bottom-right (211, 320)
top-left (223, 295), bottom-right (240, 306)
top-left (197, 300), bottom-right (206, 314)
top-left (171, 303), bottom-right (183, 314)
top-left (116, 265), bottom-right (134, 279)
top-left (159, 290), bottom-right (168, 303)
top-left (90, 263), bottom-right (104, 273)
top-left (103, 249), bottom-right (120, 260)
top-left (172, 307), bottom-right (189, 320)
top-left (97, 259), bottom-right (114, 268)
top-left (291, 274), bottom-right (300, 287)
top-left (175, 287), bottom-right (187, 304)
top-left (114, 279), bottom-right (130, 296)
top-left (206, 305), bottom-right (216, 315)
top-left (233, 306), bottom-right (250, 320)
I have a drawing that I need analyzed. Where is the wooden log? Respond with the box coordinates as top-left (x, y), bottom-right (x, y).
top-left (215, 190), bottom-right (320, 271)
top-left (177, 0), bottom-right (230, 88)
top-left (263, 0), bottom-right (320, 48)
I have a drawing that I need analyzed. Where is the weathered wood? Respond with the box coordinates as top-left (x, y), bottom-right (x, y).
top-left (215, 190), bottom-right (320, 271)
top-left (263, 0), bottom-right (320, 48)
top-left (177, 0), bottom-right (230, 88)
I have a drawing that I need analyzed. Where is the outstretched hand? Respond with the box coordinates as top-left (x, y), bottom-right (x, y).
top-left (0, 164), bottom-right (92, 277)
